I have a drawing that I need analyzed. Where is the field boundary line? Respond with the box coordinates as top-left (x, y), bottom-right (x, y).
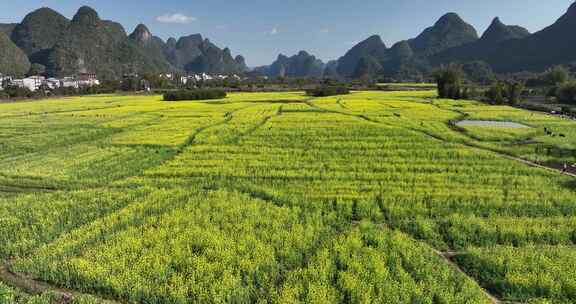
top-left (432, 249), bottom-right (502, 304)
top-left (336, 98), bottom-right (349, 110)
top-left (0, 105), bottom-right (125, 120)
top-left (304, 98), bottom-right (394, 126)
top-left (308, 97), bottom-right (575, 178)
top-left (431, 251), bottom-right (526, 304)
top-left (457, 140), bottom-right (576, 178)
top-left (410, 124), bottom-right (576, 178)
top-left (423, 98), bottom-right (576, 178)
top-left (226, 105), bottom-right (284, 144)
top-left (0, 261), bottom-right (122, 304)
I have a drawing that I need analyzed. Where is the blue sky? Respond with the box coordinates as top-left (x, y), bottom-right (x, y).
top-left (0, 0), bottom-right (572, 66)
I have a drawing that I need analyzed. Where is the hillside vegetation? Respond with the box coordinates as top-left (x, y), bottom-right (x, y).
top-left (0, 6), bottom-right (246, 78)
top-left (0, 31), bottom-right (30, 76)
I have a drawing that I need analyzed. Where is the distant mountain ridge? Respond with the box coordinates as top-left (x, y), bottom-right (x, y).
top-left (0, 23), bottom-right (17, 36)
top-left (478, 2), bottom-right (576, 72)
top-left (11, 7), bottom-right (69, 63)
top-left (431, 17), bottom-right (531, 67)
top-left (0, 6), bottom-right (246, 79)
top-left (255, 51), bottom-right (325, 78)
top-left (336, 35), bottom-right (387, 78)
top-left (257, 12), bottom-right (484, 80)
top-left (164, 34), bottom-right (247, 74)
top-left (332, 12), bottom-right (480, 79)
top-left (480, 17), bottom-right (530, 44)
top-left (128, 24), bottom-right (172, 73)
top-left (331, 2), bottom-right (576, 79)
top-left (0, 31), bottom-right (30, 76)
top-left (4, 3), bottom-right (576, 80)
top-left (408, 12), bottom-right (478, 57)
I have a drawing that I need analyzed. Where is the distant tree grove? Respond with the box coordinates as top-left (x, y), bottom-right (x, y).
top-left (163, 89), bottom-right (227, 101)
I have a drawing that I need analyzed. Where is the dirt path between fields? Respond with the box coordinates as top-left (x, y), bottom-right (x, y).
top-left (425, 99), bottom-right (576, 179)
top-left (464, 142), bottom-right (576, 178)
top-left (308, 97), bottom-right (576, 178)
top-left (431, 250), bottom-right (525, 304)
top-left (441, 119), bottom-right (576, 178)
top-left (0, 105), bottom-right (125, 120)
top-left (0, 261), bottom-right (121, 303)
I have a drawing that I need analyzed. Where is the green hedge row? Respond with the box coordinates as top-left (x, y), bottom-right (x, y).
top-left (305, 86), bottom-right (350, 97)
top-left (163, 89), bottom-right (227, 101)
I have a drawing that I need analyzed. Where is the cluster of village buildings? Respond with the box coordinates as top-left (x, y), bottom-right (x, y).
top-left (160, 73), bottom-right (243, 85)
top-left (0, 72), bottom-right (244, 92)
top-left (0, 73), bottom-right (100, 92)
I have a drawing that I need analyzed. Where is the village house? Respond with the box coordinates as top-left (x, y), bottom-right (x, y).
top-left (160, 73), bottom-right (174, 80)
top-left (61, 77), bottom-right (80, 89)
top-left (2, 73), bottom-right (101, 92)
top-left (0, 74), bottom-right (11, 91)
top-left (10, 76), bottom-right (44, 92)
top-left (77, 73), bottom-right (100, 87)
top-left (45, 78), bottom-right (62, 89)
top-left (160, 73), bottom-right (243, 87)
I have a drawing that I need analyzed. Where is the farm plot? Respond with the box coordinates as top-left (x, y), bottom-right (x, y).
top-left (0, 91), bottom-right (575, 303)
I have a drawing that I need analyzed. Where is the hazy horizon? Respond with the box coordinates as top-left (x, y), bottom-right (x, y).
top-left (1, 0), bottom-right (573, 66)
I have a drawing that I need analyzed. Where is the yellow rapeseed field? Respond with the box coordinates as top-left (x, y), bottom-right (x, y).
top-left (1, 90), bottom-right (575, 303)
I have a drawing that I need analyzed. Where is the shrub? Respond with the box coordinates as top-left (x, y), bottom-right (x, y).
top-left (507, 81), bottom-right (525, 106)
top-left (0, 91), bottom-right (9, 101)
top-left (462, 86), bottom-right (484, 100)
top-left (543, 65), bottom-right (571, 86)
top-left (485, 82), bottom-right (504, 104)
top-left (485, 81), bottom-right (525, 105)
top-left (555, 81), bottom-right (576, 104)
top-left (305, 86), bottom-right (350, 97)
top-left (561, 106), bottom-right (575, 115)
top-left (547, 86), bottom-right (558, 98)
top-left (3, 85), bottom-right (33, 98)
top-left (163, 89), bottom-right (227, 101)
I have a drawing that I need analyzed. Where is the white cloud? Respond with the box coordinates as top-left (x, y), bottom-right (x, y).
top-left (156, 13), bottom-right (197, 24)
top-left (319, 28), bottom-right (330, 34)
top-left (270, 27), bottom-right (279, 35)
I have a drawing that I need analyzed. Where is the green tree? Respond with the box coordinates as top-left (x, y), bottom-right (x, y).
top-left (486, 82), bottom-right (506, 104)
top-left (27, 63), bottom-right (46, 76)
top-left (433, 64), bottom-right (464, 99)
top-left (462, 61), bottom-right (495, 84)
top-left (556, 81), bottom-right (576, 104)
top-left (121, 75), bottom-right (141, 91)
top-left (486, 80), bottom-right (524, 105)
top-left (506, 81), bottom-right (525, 105)
top-left (543, 65), bottom-right (571, 85)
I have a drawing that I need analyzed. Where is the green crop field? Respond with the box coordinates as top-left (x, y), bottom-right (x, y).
top-left (0, 90), bottom-right (575, 304)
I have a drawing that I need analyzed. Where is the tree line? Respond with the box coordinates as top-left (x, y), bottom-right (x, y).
top-left (433, 63), bottom-right (576, 108)
top-left (433, 64), bottom-right (523, 105)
